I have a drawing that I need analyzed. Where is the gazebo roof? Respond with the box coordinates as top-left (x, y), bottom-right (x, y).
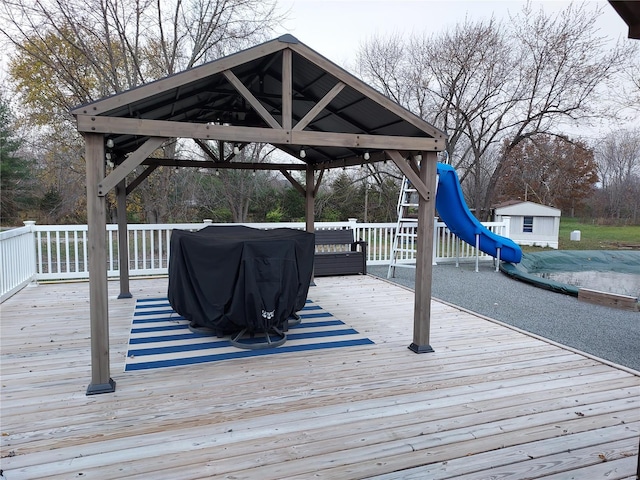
top-left (71, 34), bottom-right (445, 169)
top-left (609, 0), bottom-right (640, 39)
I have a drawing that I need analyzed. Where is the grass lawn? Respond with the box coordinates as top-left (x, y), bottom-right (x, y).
top-left (520, 217), bottom-right (640, 253)
top-left (557, 218), bottom-right (640, 250)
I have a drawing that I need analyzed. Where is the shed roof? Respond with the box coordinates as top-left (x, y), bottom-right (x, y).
top-left (72, 34), bottom-right (445, 169)
top-left (494, 201), bottom-right (561, 217)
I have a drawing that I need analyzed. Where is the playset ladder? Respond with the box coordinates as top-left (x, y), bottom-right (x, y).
top-left (387, 177), bottom-right (419, 278)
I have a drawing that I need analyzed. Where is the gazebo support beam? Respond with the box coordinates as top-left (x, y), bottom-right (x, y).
top-left (387, 149), bottom-right (437, 353)
top-left (305, 164), bottom-right (317, 283)
top-left (305, 164), bottom-right (315, 233)
top-left (75, 116), bottom-right (442, 152)
top-left (410, 151), bottom-right (438, 353)
top-left (386, 150), bottom-right (430, 201)
top-left (85, 133), bottom-right (116, 394)
top-left (116, 179), bottom-right (132, 299)
top-left (193, 138), bottom-right (221, 163)
top-left (223, 70), bottom-right (282, 130)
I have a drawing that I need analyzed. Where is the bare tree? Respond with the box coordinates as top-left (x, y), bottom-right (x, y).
top-left (2, 0), bottom-right (280, 120)
top-left (481, 4), bottom-right (632, 214)
top-left (357, 32), bottom-right (427, 116)
top-left (190, 142), bottom-right (276, 222)
top-left (596, 128), bottom-right (640, 221)
top-left (357, 3), bottom-right (636, 219)
top-left (1, 0), bottom-right (281, 223)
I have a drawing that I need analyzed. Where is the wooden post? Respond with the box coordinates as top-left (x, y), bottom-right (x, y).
top-left (409, 151), bottom-right (438, 353)
top-left (282, 49), bottom-right (292, 131)
top-left (305, 165), bottom-right (316, 283)
top-left (636, 434), bottom-right (639, 479)
top-left (85, 133), bottom-right (116, 395)
top-left (305, 164), bottom-right (314, 233)
top-left (116, 180), bottom-right (132, 299)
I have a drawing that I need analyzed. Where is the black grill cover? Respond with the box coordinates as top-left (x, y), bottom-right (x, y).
top-left (168, 226), bottom-right (315, 335)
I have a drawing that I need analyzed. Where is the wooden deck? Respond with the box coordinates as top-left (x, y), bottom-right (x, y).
top-left (1, 275), bottom-right (638, 479)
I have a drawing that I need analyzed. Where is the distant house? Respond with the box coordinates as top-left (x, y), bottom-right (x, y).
top-left (494, 201), bottom-right (561, 249)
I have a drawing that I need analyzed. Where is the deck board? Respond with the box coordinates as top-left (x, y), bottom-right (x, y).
top-left (1, 275), bottom-right (638, 479)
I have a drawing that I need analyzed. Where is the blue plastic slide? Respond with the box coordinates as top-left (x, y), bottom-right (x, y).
top-left (435, 163), bottom-right (522, 263)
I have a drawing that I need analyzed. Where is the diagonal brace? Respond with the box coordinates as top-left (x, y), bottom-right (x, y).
top-left (386, 150), bottom-right (431, 201)
top-left (98, 137), bottom-right (166, 196)
top-left (223, 70), bottom-right (282, 130)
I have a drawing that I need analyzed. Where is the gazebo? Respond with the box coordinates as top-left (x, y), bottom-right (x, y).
top-left (71, 34), bottom-right (447, 394)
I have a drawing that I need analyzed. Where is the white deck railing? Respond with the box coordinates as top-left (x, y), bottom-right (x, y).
top-left (1, 218), bottom-right (511, 301)
top-left (0, 222), bottom-right (38, 302)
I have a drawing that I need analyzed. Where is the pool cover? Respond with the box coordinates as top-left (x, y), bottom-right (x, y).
top-left (500, 250), bottom-right (640, 296)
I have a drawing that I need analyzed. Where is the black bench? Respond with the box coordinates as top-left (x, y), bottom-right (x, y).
top-left (314, 229), bottom-right (367, 277)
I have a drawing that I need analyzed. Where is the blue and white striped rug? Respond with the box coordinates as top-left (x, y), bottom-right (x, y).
top-left (125, 298), bottom-right (374, 372)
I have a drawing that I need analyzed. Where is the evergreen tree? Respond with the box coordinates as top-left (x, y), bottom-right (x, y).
top-left (0, 95), bottom-right (33, 225)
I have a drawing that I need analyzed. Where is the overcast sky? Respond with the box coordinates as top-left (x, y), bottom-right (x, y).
top-left (273, 0), bottom-right (637, 137)
top-left (0, 0), bottom-right (634, 136)
top-left (0, 1), bottom-right (631, 83)
top-left (274, 0), bottom-right (632, 68)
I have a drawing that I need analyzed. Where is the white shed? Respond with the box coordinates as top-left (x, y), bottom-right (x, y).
top-left (494, 201), bottom-right (561, 249)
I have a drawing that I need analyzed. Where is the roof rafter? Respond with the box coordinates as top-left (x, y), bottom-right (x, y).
top-left (288, 42), bottom-right (445, 139)
top-left (71, 40), bottom-right (288, 116)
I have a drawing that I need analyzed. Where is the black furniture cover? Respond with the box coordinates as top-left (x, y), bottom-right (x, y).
top-left (168, 226), bottom-right (315, 335)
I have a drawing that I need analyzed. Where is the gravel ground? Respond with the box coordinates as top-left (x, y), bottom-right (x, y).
top-left (367, 262), bottom-right (640, 372)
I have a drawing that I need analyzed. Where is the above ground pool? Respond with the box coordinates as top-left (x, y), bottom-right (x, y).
top-left (500, 250), bottom-right (640, 299)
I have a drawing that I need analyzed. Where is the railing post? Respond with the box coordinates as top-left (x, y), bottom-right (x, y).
top-left (475, 233), bottom-right (480, 273)
top-left (347, 217), bottom-right (358, 235)
top-left (432, 218), bottom-right (438, 265)
top-left (23, 221), bottom-right (37, 283)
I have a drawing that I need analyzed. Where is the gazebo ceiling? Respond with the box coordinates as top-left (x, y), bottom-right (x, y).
top-left (72, 34), bottom-right (445, 168)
